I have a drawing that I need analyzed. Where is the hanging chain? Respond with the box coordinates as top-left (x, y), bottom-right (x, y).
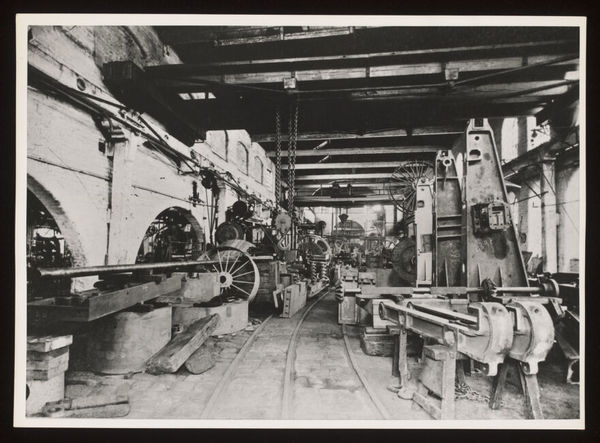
top-left (287, 100), bottom-right (299, 214)
top-left (275, 106), bottom-right (282, 208)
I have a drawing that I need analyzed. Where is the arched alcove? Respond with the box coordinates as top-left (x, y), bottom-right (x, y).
top-left (136, 206), bottom-right (205, 263)
top-left (27, 175), bottom-right (87, 267)
top-left (26, 185), bottom-right (78, 300)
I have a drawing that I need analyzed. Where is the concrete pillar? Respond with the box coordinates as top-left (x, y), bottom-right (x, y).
top-left (540, 158), bottom-right (558, 273)
top-left (106, 130), bottom-right (139, 264)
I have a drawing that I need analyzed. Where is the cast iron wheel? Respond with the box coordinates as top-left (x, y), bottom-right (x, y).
top-left (201, 245), bottom-right (260, 302)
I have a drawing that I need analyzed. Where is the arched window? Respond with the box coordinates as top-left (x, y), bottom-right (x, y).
top-left (237, 142), bottom-right (249, 174)
top-left (254, 156), bottom-right (264, 183)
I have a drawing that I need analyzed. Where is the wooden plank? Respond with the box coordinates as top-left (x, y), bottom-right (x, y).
top-left (87, 275), bottom-right (182, 321)
top-left (146, 314), bottom-right (219, 374)
top-left (27, 335), bottom-right (73, 353)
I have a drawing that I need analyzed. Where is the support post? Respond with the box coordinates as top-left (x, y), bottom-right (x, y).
top-left (489, 358), bottom-right (545, 419)
top-left (106, 129), bottom-right (139, 264)
top-left (540, 157), bottom-right (558, 273)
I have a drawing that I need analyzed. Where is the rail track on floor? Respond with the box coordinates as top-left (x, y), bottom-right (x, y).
top-left (199, 287), bottom-right (390, 420)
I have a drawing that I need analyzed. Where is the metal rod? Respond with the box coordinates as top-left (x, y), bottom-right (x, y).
top-left (465, 286), bottom-right (542, 294)
top-left (36, 260), bottom-right (224, 278)
top-left (37, 256), bottom-right (275, 279)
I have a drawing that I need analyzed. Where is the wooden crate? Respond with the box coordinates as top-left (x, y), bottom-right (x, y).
top-left (360, 327), bottom-right (394, 357)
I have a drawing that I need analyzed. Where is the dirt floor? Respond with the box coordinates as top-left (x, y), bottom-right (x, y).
top-left (35, 293), bottom-right (580, 421)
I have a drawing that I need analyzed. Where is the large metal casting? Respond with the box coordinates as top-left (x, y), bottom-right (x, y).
top-left (379, 300), bottom-right (513, 376)
top-left (506, 301), bottom-right (555, 375)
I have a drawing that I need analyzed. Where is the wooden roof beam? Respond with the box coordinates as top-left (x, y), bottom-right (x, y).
top-left (148, 39), bottom-right (577, 71)
top-left (266, 145), bottom-right (442, 157)
top-left (296, 182), bottom-right (389, 188)
top-left (161, 54), bottom-right (577, 85)
top-left (294, 195), bottom-right (395, 206)
top-left (253, 125), bottom-right (464, 143)
top-left (293, 173), bottom-right (394, 181)
top-left (293, 161), bottom-right (406, 170)
top-left (215, 27), bottom-right (360, 46)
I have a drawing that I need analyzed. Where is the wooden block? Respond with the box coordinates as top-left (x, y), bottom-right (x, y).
top-left (27, 346), bottom-right (68, 362)
top-left (146, 314), bottom-right (219, 374)
top-left (27, 348), bottom-right (69, 371)
top-left (27, 335), bottom-right (73, 353)
top-left (27, 361), bottom-right (68, 381)
top-left (184, 339), bottom-right (216, 374)
top-left (423, 345), bottom-right (450, 361)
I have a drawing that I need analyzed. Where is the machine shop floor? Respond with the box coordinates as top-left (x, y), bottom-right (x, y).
top-left (62, 292), bottom-right (580, 421)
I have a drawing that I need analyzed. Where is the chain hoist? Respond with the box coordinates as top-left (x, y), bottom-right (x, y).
top-left (287, 100), bottom-right (299, 214)
top-left (274, 105), bottom-right (282, 208)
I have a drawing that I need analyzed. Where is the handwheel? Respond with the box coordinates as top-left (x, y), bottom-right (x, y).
top-left (202, 245), bottom-right (260, 303)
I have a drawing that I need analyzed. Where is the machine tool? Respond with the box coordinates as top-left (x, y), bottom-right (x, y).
top-left (346, 119), bottom-right (564, 419)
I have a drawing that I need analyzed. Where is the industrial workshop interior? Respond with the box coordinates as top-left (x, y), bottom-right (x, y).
top-left (18, 18), bottom-right (583, 425)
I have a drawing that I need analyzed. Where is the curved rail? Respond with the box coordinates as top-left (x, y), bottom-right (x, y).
top-left (199, 313), bottom-right (274, 419)
top-left (199, 285), bottom-right (390, 420)
top-left (281, 289), bottom-right (331, 419)
top-left (341, 324), bottom-right (391, 420)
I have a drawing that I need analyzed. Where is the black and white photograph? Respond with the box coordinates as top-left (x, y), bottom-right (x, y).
top-left (14, 14), bottom-right (585, 428)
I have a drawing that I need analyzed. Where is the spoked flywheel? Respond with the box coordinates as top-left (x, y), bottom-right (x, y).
top-left (200, 245), bottom-right (260, 303)
top-left (386, 161), bottom-right (434, 222)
